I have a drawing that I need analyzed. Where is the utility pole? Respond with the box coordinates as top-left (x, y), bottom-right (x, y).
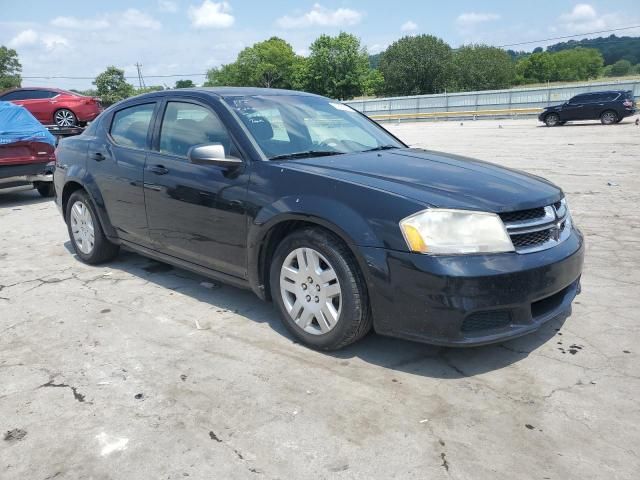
top-left (135, 62), bottom-right (146, 89)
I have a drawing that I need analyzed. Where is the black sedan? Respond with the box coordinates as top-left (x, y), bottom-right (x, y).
top-left (54, 88), bottom-right (584, 350)
top-left (539, 90), bottom-right (636, 126)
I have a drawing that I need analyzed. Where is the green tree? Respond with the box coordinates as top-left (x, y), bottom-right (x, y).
top-left (175, 79), bottom-right (195, 88)
top-left (515, 52), bottom-right (556, 83)
top-left (608, 59), bottom-right (633, 76)
top-left (0, 46), bottom-right (22, 91)
top-left (93, 66), bottom-right (134, 105)
top-left (379, 35), bottom-right (453, 95)
top-left (235, 37), bottom-right (301, 88)
top-left (362, 69), bottom-right (385, 97)
top-left (305, 32), bottom-right (370, 99)
top-left (204, 37), bottom-right (303, 89)
top-left (552, 48), bottom-right (603, 81)
top-left (452, 45), bottom-right (515, 91)
top-left (204, 63), bottom-right (241, 87)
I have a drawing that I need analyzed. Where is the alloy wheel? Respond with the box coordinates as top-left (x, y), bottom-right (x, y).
top-left (279, 247), bottom-right (342, 335)
top-left (70, 200), bottom-right (95, 254)
top-left (601, 111), bottom-right (617, 125)
top-left (55, 109), bottom-right (76, 127)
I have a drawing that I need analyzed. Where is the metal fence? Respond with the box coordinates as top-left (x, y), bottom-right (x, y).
top-left (344, 79), bottom-right (640, 122)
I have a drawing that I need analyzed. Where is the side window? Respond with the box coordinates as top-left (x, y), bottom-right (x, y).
top-left (2, 90), bottom-right (29, 100)
top-left (159, 101), bottom-right (237, 158)
top-left (570, 95), bottom-right (587, 104)
top-left (110, 103), bottom-right (155, 149)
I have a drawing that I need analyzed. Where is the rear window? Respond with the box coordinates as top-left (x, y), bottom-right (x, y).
top-left (110, 103), bottom-right (155, 149)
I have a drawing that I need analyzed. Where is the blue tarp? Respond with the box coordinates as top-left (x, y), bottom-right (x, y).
top-left (0, 101), bottom-right (56, 147)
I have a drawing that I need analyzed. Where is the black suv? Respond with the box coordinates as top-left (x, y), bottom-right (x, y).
top-left (539, 90), bottom-right (636, 126)
top-left (54, 88), bottom-right (583, 350)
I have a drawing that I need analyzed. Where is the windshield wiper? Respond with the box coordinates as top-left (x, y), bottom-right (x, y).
top-left (362, 145), bottom-right (399, 152)
top-left (269, 150), bottom-right (344, 161)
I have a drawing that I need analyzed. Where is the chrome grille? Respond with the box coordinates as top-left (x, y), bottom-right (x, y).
top-left (501, 199), bottom-right (571, 253)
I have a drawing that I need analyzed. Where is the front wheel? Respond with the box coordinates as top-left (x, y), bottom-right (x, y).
top-left (544, 113), bottom-right (560, 127)
top-left (600, 110), bottom-right (618, 125)
top-left (269, 227), bottom-right (371, 350)
top-left (65, 190), bottom-right (119, 264)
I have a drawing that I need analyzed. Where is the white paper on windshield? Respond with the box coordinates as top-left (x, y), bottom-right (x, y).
top-left (329, 102), bottom-right (354, 112)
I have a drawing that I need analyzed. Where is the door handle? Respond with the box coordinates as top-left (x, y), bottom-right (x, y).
top-left (149, 165), bottom-right (169, 175)
top-left (90, 152), bottom-right (105, 161)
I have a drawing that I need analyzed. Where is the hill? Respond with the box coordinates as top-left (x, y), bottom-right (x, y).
top-left (546, 35), bottom-right (640, 65)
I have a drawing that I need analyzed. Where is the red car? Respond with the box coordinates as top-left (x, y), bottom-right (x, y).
top-left (0, 87), bottom-right (102, 127)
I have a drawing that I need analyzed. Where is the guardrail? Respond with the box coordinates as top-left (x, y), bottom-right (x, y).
top-left (345, 79), bottom-right (640, 122)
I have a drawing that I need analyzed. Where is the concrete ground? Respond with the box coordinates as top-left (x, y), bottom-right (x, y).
top-left (1, 118), bottom-right (639, 479)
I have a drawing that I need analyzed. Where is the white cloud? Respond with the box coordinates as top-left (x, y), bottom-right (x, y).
top-left (277, 4), bottom-right (363, 29)
top-left (456, 12), bottom-right (500, 27)
top-left (119, 9), bottom-right (162, 29)
top-left (50, 10), bottom-right (161, 31)
top-left (41, 34), bottom-right (70, 51)
top-left (51, 16), bottom-right (110, 30)
top-left (158, 0), bottom-right (179, 13)
top-left (9, 29), bottom-right (39, 47)
top-left (400, 20), bottom-right (418, 32)
top-left (556, 3), bottom-right (622, 32)
top-left (188, 1), bottom-right (235, 29)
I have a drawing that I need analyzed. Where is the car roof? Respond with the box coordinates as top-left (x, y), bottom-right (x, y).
top-left (4, 87), bottom-right (66, 93)
top-left (182, 87), bottom-right (322, 98)
top-left (128, 87), bottom-right (326, 103)
top-left (575, 90), bottom-right (629, 95)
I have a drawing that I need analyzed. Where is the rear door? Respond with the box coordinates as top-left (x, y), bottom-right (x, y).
top-left (143, 98), bottom-right (249, 277)
top-left (88, 101), bottom-right (159, 245)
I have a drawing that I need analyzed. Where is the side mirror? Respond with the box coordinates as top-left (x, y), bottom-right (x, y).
top-left (188, 143), bottom-right (242, 168)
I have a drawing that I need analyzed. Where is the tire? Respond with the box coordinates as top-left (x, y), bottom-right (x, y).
top-left (269, 227), bottom-right (372, 350)
top-left (600, 110), bottom-right (618, 125)
top-left (65, 190), bottom-right (119, 264)
top-left (54, 109), bottom-right (78, 127)
top-left (544, 113), bottom-right (560, 127)
top-left (36, 182), bottom-right (55, 197)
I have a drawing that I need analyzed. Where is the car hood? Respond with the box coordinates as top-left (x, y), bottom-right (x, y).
top-left (283, 148), bottom-right (562, 212)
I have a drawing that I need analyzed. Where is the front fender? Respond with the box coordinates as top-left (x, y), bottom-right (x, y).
top-left (247, 195), bottom-right (383, 298)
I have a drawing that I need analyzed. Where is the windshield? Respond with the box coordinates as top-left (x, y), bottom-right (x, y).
top-left (223, 94), bottom-right (404, 160)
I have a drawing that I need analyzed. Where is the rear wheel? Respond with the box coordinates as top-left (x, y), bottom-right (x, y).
top-left (269, 227), bottom-right (371, 350)
top-left (600, 110), bottom-right (618, 125)
top-left (35, 182), bottom-right (55, 197)
top-left (54, 109), bottom-right (77, 127)
top-left (65, 190), bottom-right (119, 264)
top-left (544, 113), bottom-right (560, 127)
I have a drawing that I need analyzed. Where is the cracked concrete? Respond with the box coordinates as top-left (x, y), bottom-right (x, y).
top-left (1, 118), bottom-right (639, 479)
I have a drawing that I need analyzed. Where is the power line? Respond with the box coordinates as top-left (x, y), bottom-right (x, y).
top-left (495, 24), bottom-right (640, 49)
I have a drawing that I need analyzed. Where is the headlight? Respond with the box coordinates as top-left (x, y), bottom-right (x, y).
top-left (399, 209), bottom-right (514, 255)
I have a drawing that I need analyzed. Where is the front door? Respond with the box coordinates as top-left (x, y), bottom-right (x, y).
top-left (143, 99), bottom-right (249, 278)
top-left (562, 94), bottom-right (590, 121)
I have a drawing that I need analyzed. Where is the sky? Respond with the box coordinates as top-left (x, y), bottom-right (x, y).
top-left (2, 0), bottom-right (639, 90)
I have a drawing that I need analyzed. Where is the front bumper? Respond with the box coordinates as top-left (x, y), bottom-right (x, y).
top-left (361, 228), bottom-right (584, 347)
